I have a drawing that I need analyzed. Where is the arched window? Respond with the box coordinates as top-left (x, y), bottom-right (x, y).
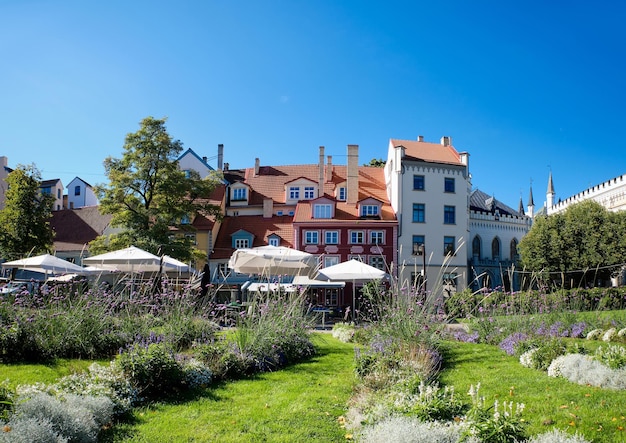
top-left (510, 238), bottom-right (518, 261)
top-left (491, 237), bottom-right (500, 259)
top-left (472, 235), bottom-right (481, 258)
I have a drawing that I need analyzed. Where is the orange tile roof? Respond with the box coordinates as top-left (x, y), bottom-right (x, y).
top-left (390, 138), bottom-right (463, 165)
top-left (211, 215), bottom-right (295, 259)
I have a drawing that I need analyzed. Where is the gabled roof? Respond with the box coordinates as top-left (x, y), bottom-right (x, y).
top-left (293, 167), bottom-right (395, 222)
top-left (390, 138), bottom-right (463, 166)
top-left (211, 215), bottom-right (295, 259)
top-left (50, 206), bottom-right (112, 252)
top-left (470, 189), bottom-right (524, 217)
top-left (67, 177), bottom-right (93, 188)
top-left (178, 148), bottom-right (215, 171)
top-left (40, 178), bottom-right (62, 187)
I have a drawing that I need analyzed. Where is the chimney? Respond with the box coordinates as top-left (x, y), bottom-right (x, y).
top-left (224, 162), bottom-right (229, 171)
top-left (263, 198), bottom-right (273, 218)
top-left (459, 152), bottom-right (469, 168)
top-left (441, 136), bottom-right (451, 147)
top-left (347, 144), bottom-right (359, 205)
top-left (318, 146), bottom-right (325, 197)
top-left (202, 156), bottom-right (207, 163)
top-left (217, 144), bottom-right (224, 170)
top-left (326, 155), bottom-right (332, 182)
top-left (254, 158), bottom-right (260, 176)
top-left (417, 135), bottom-right (424, 142)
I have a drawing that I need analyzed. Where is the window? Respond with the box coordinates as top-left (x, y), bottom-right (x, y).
top-left (412, 203), bottom-right (425, 223)
top-left (324, 256), bottom-right (339, 268)
top-left (492, 237), bottom-right (501, 259)
top-left (370, 231), bottom-right (384, 245)
top-left (217, 263), bottom-right (229, 276)
top-left (444, 205), bottom-right (456, 224)
top-left (370, 256), bottom-right (385, 270)
top-left (42, 187), bottom-right (51, 195)
top-left (288, 210), bottom-right (294, 216)
top-left (361, 205), bottom-right (379, 217)
top-left (313, 204), bottom-right (332, 218)
top-left (74, 185), bottom-right (81, 196)
top-left (184, 170), bottom-right (191, 178)
top-left (57, 189), bottom-right (61, 199)
top-left (305, 231), bottom-right (319, 244)
top-left (269, 237), bottom-right (279, 246)
top-left (185, 233), bottom-right (197, 245)
top-left (277, 211), bottom-right (283, 216)
top-left (325, 231), bottom-right (338, 244)
top-left (350, 231), bottom-right (364, 244)
top-left (413, 175), bottom-right (425, 190)
top-left (232, 188), bottom-right (246, 201)
top-left (510, 238), bottom-right (518, 261)
top-left (338, 187), bottom-right (346, 201)
top-left (181, 215), bottom-right (191, 225)
top-left (235, 238), bottom-right (249, 249)
top-left (412, 235), bottom-right (425, 255)
top-left (444, 177), bottom-right (455, 193)
top-left (442, 273), bottom-right (458, 286)
top-left (472, 236), bottom-right (481, 258)
top-left (304, 186), bottom-right (315, 199)
top-left (289, 187), bottom-right (300, 199)
top-left (444, 236), bottom-right (455, 256)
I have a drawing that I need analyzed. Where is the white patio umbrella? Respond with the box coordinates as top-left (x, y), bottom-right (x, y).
top-left (228, 246), bottom-right (317, 276)
top-left (1, 254), bottom-right (87, 275)
top-left (83, 246), bottom-right (189, 273)
top-left (316, 259), bottom-right (387, 321)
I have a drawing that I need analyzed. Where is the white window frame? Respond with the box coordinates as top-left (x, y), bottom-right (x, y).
top-left (324, 256), bottom-right (340, 268)
top-left (313, 204), bottom-right (332, 219)
top-left (235, 238), bottom-right (249, 249)
top-left (289, 186), bottom-right (300, 199)
top-left (232, 188), bottom-right (247, 201)
top-left (350, 231), bottom-right (364, 244)
top-left (361, 205), bottom-right (379, 217)
top-left (325, 231), bottom-right (339, 244)
top-left (304, 186), bottom-right (315, 199)
top-left (370, 231), bottom-right (384, 245)
top-left (305, 231), bottom-right (319, 244)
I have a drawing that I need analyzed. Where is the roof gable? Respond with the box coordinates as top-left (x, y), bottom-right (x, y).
top-left (390, 138), bottom-right (463, 165)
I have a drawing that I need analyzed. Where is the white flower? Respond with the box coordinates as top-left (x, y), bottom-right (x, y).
top-left (520, 348), bottom-right (538, 368)
top-left (603, 328), bottom-right (617, 342)
top-left (586, 328), bottom-right (602, 340)
top-left (618, 328), bottom-right (626, 338)
top-left (547, 354), bottom-right (568, 378)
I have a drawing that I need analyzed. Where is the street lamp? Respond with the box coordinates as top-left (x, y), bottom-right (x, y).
top-left (413, 242), bottom-right (427, 293)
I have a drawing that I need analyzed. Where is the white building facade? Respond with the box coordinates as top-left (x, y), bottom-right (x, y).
top-left (385, 136), bottom-right (470, 295)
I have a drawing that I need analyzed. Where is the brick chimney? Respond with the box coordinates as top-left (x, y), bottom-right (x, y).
top-left (318, 146), bottom-right (325, 197)
top-left (417, 135), bottom-right (424, 142)
top-left (254, 158), bottom-right (260, 176)
top-left (263, 198), bottom-right (273, 218)
top-left (217, 144), bottom-right (224, 170)
top-left (441, 136), bottom-right (451, 147)
top-left (326, 155), bottom-right (332, 182)
top-left (347, 144), bottom-right (359, 205)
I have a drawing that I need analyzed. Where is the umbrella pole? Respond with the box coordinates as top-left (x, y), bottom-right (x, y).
top-left (352, 279), bottom-right (355, 323)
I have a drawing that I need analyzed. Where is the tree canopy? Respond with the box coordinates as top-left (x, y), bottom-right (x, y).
top-left (0, 165), bottom-right (55, 259)
top-left (365, 158), bottom-right (386, 167)
top-left (518, 200), bottom-right (626, 287)
top-left (92, 116), bottom-right (223, 261)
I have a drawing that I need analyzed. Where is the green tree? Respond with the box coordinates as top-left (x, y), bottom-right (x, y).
top-left (519, 200), bottom-right (625, 288)
top-left (92, 117), bottom-right (222, 261)
top-left (365, 158), bottom-right (386, 167)
top-left (0, 165), bottom-right (55, 259)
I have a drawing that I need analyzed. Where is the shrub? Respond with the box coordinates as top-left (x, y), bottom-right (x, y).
top-left (527, 429), bottom-right (591, 443)
top-left (115, 342), bottom-right (186, 400)
top-left (7, 392), bottom-right (113, 443)
top-left (519, 339), bottom-right (568, 371)
top-left (193, 340), bottom-right (254, 381)
top-left (594, 344), bottom-right (626, 370)
top-left (0, 416), bottom-right (67, 443)
top-left (547, 353), bottom-right (626, 390)
top-left (394, 382), bottom-right (467, 422)
top-left (357, 415), bottom-right (475, 443)
top-left (332, 322), bottom-right (356, 343)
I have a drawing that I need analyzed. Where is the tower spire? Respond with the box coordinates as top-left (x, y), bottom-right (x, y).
top-left (547, 170), bottom-right (555, 207)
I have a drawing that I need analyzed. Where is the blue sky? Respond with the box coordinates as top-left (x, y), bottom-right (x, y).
top-left (2, 1), bottom-right (625, 210)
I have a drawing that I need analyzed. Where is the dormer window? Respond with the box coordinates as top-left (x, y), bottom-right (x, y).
top-left (304, 186), bottom-right (315, 199)
top-left (313, 204), bottom-right (332, 219)
top-left (268, 237), bottom-right (279, 246)
top-left (289, 187), bottom-right (300, 199)
top-left (338, 187), bottom-right (346, 201)
top-left (232, 188), bottom-right (247, 201)
top-left (360, 205), bottom-right (380, 217)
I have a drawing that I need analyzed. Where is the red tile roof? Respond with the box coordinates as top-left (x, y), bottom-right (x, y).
top-left (50, 206), bottom-right (112, 252)
top-left (390, 138), bottom-right (463, 165)
top-left (211, 215), bottom-right (295, 259)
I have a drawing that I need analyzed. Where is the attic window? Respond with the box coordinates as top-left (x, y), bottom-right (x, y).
top-left (360, 205), bottom-right (380, 218)
top-left (232, 188), bottom-right (247, 201)
top-left (338, 187), bottom-right (346, 201)
top-left (313, 204), bottom-right (332, 219)
top-left (268, 237), bottom-right (279, 246)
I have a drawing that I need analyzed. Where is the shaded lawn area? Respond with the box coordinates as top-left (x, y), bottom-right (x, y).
top-left (104, 334), bottom-right (356, 442)
top-left (440, 340), bottom-right (626, 443)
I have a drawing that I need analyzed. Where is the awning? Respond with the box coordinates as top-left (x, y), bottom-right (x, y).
top-left (245, 282), bottom-right (297, 293)
top-left (292, 275), bottom-right (346, 288)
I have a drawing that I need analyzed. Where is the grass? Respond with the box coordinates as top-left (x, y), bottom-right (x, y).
top-left (101, 333), bottom-right (356, 442)
top-left (0, 358), bottom-right (109, 387)
top-left (440, 340), bottom-right (626, 443)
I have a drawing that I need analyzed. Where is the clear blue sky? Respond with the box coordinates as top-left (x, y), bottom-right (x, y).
top-left (2, 0), bottom-right (625, 209)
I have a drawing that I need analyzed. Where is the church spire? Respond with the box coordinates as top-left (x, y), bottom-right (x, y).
top-left (547, 170), bottom-right (555, 207)
top-left (527, 181), bottom-right (535, 218)
top-left (518, 194), bottom-right (525, 215)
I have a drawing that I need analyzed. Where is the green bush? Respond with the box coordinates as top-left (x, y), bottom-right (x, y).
top-left (115, 342), bottom-right (186, 400)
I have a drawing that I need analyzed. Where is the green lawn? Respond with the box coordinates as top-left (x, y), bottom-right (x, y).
top-left (440, 340), bottom-right (626, 443)
top-left (101, 334), bottom-right (356, 442)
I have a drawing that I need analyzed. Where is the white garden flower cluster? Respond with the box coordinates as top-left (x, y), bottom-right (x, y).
top-left (547, 353), bottom-right (626, 390)
top-left (519, 348), bottom-right (539, 368)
